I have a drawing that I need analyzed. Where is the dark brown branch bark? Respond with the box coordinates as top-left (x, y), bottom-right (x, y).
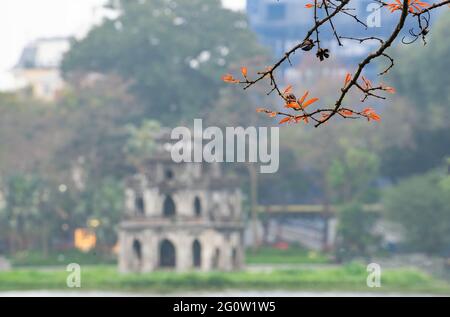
top-left (225, 0), bottom-right (449, 126)
top-left (316, 0), bottom-right (410, 127)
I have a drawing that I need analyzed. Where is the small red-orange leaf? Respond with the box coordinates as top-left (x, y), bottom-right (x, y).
top-left (361, 76), bottom-right (372, 89)
top-left (279, 117), bottom-right (292, 125)
top-left (362, 107), bottom-right (375, 115)
top-left (283, 85), bottom-right (293, 95)
top-left (241, 67), bottom-right (248, 78)
top-left (362, 107), bottom-right (381, 122)
top-left (369, 113), bottom-right (381, 122)
top-left (339, 109), bottom-right (354, 117)
top-left (302, 97), bottom-right (319, 109)
top-left (321, 113), bottom-right (330, 123)
top-left (222, 74), bottom-right (239, 84)
top-left (295, 116), bottom-right (309, 124)
top-left (344, 73), bottom-right (352, 86)
top-left (298, 91), bottom-right (309, 105)
top-left (285, 102), bottom-right (300, 110)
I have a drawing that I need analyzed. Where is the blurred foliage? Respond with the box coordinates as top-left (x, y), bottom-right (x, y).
top-left (0, 1), bottom-right (268, 258)
top-left (0, 175), bottom-right (48, 253)
top-left (380, 15), bottom-right (450, 180)
top-left (326, 147), bottom-right (380, 203)
top-left (259, 121), bottom-right (382, 205)
top-left (0, 85), bottom-right (130, 253)
top-left (62, 0), bottom-right (265, 124)
top-left (383, 169), bottom-right (450, 255)
top-left (335, 202), bottom-right (380, 261)
top-left (75, 178), bottom-right (124, 248)
top-left (389, 16), bottom-right (450, 123)
top-left (124, 119), bottom-right (161, 166)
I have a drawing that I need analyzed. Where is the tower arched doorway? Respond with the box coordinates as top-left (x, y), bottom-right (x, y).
top-left (211, 248), bottom-right (221, 269)
top-left (132, 239), bottom-right (142, 269)
top-left (232, 247), bottom-right (239, 269)
top-left (192, 239), bottom-right (201, 268)
top-left (163, 195), bottom-right (176, 217)
top-left (159, 239), bottom-right (176, 268)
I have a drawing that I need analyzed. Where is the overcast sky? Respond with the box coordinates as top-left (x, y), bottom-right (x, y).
top-left (0, 0), bottom-right (246, 76)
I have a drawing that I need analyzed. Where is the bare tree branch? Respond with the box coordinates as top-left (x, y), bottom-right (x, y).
top-left (223, 0), bottom-right (450, 126)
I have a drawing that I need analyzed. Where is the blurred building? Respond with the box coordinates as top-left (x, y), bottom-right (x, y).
top-left (257, 204), bottom-right (386, 251)
top-left (12, 37), bottom-right (70, 102)
top-left (119, 131), bottom-right (245, 273)
top-left (0, 256), bottom-right (11, 272)
top-left (246, 0), bottom-right (399, 78)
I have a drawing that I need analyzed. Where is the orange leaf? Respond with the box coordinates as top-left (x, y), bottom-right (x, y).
top-left (302, 97), bottom-right (319, 109)
top-left (321, 113), bottom-right (330, 123)
top-left (256, 108), bottom-right (266, 113)
top-left (241, 67), bottom-right (248, 78)
top-left (344, 73), bottom-right (352, 86)
top-left (369, 113), bottom-right (381, 122)
top-left (279, 117), bottom-right (292, 125)
top-left (298, 91), bottom-right (309, 105)
top-left (283, 85), bottom-right (293, 95)
top-left (305, 3), bottom-right (315, 8)
top-left (339, 109), bottom-right (354, 117)
top-left (362, 107), bottom-right (375, 115)
top-left (285, 102), bottom-right (300, 110)
top-left (268, 112), bottom-right (277, 118)
top-left (295, 116), bottom-right (310, 124)
top-left (362, 107), bottom-right (381, 122)
top-left (384, 86), bottom-right (396, 94)
top-left (222, 74), bottom-right (239, 84)
top-left (362, 76), bottom-right (372, 89)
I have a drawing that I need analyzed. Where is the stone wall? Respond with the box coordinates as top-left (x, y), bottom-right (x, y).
top-left (119, 228), bottom-right (244, 273)
top-left (125, 186), bottom-right (242, 221)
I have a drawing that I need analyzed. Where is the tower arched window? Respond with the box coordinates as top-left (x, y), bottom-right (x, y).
top-left (135, 195), bottom-right (145, 216)
top-left (165, 168), bottom-right (174, 180)
top-left (163, 195), bottom-right (176, 217)
top-left (194, 196), bottom-right (202, 217)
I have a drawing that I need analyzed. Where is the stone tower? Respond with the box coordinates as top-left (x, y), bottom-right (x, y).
top-left (118, 130), bottom-right (244, 272)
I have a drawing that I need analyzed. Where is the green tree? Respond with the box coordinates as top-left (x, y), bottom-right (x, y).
top-left (335, 202), bottom-right (380, 261)
top-left (62, 0), bottom-right (264, 124)
top-left (326, 147), bottom-right (379, 203)
top-left (124, 120), bottom-right (161, 165)
top-left (383, 170), bottom-right (450, 255)
top-left (0, 175), bottom-right (57, 254)
top-left (389, 15), bottom-right (450, 122)
top-left (380, 15), bottom-right (450, 179)
top-left (267, 120), bottom-right (381, 205)
top-left (75, 178), bottom-right (124, 249)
